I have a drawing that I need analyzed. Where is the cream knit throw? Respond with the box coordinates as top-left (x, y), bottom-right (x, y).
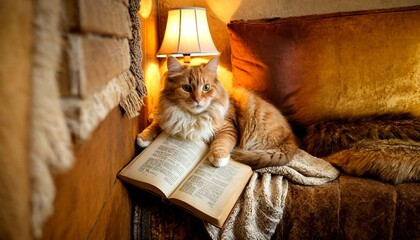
top-left (205, 149), bottom-right (340, 239)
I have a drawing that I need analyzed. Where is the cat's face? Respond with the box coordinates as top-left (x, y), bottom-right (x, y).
top-left (162, 57), bottom-right (224, 114)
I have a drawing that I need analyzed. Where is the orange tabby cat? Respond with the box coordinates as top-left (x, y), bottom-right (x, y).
top-left (137, 57), bottom-right (298, 169)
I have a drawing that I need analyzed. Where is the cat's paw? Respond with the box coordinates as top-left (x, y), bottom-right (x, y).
top-left (136, 134), bottom-right (151, 148)
top-left (208, 154), bottom-right (230, 167)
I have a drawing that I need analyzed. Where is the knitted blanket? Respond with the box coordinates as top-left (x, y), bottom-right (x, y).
top-left (205, 149), bottom-right (340, 239)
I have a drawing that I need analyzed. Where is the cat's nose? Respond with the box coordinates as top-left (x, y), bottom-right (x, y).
top-left (195, 100), bottom-right (203, 107)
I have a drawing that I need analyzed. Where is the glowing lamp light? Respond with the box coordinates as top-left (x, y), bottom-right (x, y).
top-left (157, 7), bottom-right (219, 63)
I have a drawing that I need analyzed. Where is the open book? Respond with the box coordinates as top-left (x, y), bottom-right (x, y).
top-left (118, 132), bottom-right (253, 228)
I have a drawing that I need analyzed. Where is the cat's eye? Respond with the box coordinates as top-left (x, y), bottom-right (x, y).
top-left (202, 84), bottom-right (211, 92)
top-left (181, 84), bottom-right (192, 92)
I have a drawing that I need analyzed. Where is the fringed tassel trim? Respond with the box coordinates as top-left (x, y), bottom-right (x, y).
top-left (64, 71), bottom-right (140, 140)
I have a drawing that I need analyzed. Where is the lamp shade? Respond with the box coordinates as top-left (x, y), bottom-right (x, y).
top-left (157, 7), bottom-right (219, 58)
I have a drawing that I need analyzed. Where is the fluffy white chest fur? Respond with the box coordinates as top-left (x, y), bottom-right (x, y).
top-left (157, 102), bottom-right (225, 143)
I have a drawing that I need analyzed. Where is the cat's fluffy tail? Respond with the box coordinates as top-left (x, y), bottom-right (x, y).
top-left (231, 136), bottom-right (298, 169)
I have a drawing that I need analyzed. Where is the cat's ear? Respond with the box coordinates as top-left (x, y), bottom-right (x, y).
top-left (167, 56), bottom-right (183, 76)
top-left (204, 57), bottom-right (219, 74)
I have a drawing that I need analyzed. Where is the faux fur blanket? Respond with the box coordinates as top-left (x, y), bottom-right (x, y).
top-left (205, 149), bottom-right (339, 239)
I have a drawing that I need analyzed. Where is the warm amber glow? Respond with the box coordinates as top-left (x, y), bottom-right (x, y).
top-left (157, 7), bottom-right (219, 58)
top-left (139, 0), bottom-right (152, 18)
top-left (206, 0), bottom-right (242, 23)
top-left (144, 62), bottom-right (161, 114)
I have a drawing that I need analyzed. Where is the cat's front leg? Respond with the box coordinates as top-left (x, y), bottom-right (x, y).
top-left (208, 146), bottom-right (231, 167)
top-left (208, 124), bottom-right (238, 167)
top-left (137, 120), bottom-right (161, 148)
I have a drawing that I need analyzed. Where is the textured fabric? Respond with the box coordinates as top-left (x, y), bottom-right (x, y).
top-left (228, 9), bottom-right (420, 127)
top-left (63, 0), bottom-right (146, 140)
top-left (125, 0), bottom-right (147, 117)
top-left (64, 71), bottom-right (139, 140)
top-left (326, 139), bottom-right (420, 184)
top-left (28, 0), bottom-right (147, 237)
top-left (29, 0), bottom-right (74, 237)
top-left (205, 149), bottom-right (339, 239)
top-left (302, 114), bottom-right (420, 157)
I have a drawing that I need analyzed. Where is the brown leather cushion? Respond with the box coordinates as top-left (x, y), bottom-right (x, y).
top-left (227, 8), bottom-right (420, 127)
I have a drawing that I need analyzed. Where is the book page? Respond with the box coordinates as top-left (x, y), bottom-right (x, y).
top-left (169, 158), bottom-right (252, 227)
top-left (118, 132), bottom-right (209, 198)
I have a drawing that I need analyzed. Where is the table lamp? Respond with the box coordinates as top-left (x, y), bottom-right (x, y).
top-left (156, 7), bottom-right (219, 63)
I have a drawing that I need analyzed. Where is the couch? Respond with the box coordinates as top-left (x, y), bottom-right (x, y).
top-left (133, 6), bottom-right (420, 239)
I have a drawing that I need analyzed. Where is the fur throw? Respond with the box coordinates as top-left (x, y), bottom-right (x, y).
top-left (326, 139), bottom-right (420, 184)
top-left (302, 113), bottom-right (420, 157)
top-left (302, 114), bottom-right (420, 184)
